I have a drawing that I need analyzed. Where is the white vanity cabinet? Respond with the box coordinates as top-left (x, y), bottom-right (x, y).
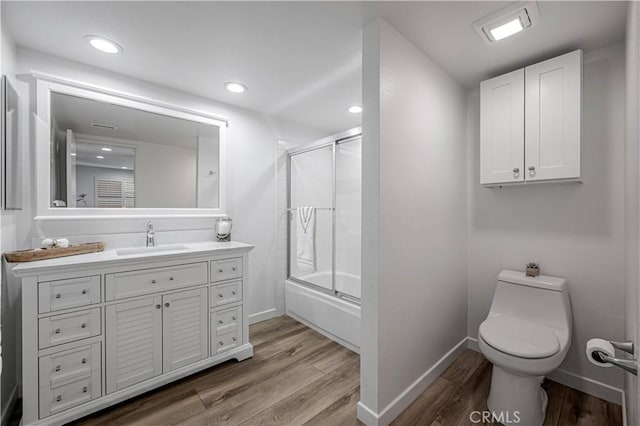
top-left (14, 242), bottom-right (253, 426)
top-left (480, 49), bottom-right (582, 186)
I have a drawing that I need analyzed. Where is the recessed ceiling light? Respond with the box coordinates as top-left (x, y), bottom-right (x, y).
top-left (96, 155), bottom-right (104, 159)
top-left (348, 105), bottom-right (362, 114)
top-left (225, 82), bottom-right (247, 93)
top-left (84, 35), bottom-right (123, 54)
top-left (70, 153), bottom-right (77, 157)
top-left (101, 147), bottom-right (113, 152)
top-left (473, 1), bottom-right (539, 43)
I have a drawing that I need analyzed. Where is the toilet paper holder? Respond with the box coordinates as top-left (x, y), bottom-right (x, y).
top-left (592, 340), bottom-right (637, 375)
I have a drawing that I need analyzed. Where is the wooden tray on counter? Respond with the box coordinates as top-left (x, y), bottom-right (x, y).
top-left (4, 242), bottom-right (105, 263)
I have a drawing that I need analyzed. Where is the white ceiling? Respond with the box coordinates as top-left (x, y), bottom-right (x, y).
top-left (3, 1), bottom-right (627, 134)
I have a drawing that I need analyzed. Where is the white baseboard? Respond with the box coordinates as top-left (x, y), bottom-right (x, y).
top-left (1, 384), bottom-right (19, 426)
top-left (248, 308), bottom-right (279, 324)
top-left (357, 337), bottom-right (468, 426)
top-left (466, 336), bottom-right (624, 405)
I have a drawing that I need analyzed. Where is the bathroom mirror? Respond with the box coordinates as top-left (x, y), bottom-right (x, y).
top-left (35, 75), bottom-right (227, 218)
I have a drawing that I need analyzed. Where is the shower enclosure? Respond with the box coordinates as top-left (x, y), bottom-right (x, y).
top-left (285, 129), bottom-right (361, 350)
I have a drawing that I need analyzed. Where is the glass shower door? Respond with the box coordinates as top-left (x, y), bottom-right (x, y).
top-left (289, 145), bottom-right (334, 290)
top-left (335, 137), bottom-right (362, 299)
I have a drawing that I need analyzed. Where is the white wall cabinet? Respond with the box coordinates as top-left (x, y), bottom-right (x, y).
top-left (480, 50), bottom-right (582, 186)
top-left (14, 242), bottom-right (253, 426)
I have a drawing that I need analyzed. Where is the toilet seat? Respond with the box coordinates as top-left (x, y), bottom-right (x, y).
top-left (479, 316), bottom-right (560, 359)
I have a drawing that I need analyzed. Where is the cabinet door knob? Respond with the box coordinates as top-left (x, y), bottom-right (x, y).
top-left (55, 328), bottom-right (61, 334)
top-left (218, 269), bottom-right (224, 273)
top-left (82, 386), bottom-right (88, 393)
top-left (232, 290), bottom-right (237, 295)
top-left (528, 165), bottom-right (536, 173)
top-left (218, 320), bottom-right (224, 324)
top-left (169, 276), bottom-right (174, 281)
top-left (156, 304), bottom-right (161, 309)
top-left (151, 279), bottom-right (157, 284)
top-left (218, 294), bottom-right (224, 298)
top-left (513, 167), bottom-right (519, 174)
top-left (232, 267), bottom-right (237, 271)
top-left (56, 395), bottom-right (62, 402)
top-left (81, 358), bottom-right (87, 364)
top-left (165, 302), bottom-right (170, 308)
top-left (219, 341), bottom-right (224, 346)
top-left (55, 293), bottom-right (61, 299)
top-left (55, 365), bottom-right (61, 372)
top-left (232, 316), bottom-right (237, 320)
top-left (232, 337), bottom-right (237, 341)
top-left (81, 289), bottom-right (87, 295)
top-left (81, 323), bottom-right (87, 329)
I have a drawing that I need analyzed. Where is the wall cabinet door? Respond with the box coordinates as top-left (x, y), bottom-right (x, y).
top-left (162, 288), bottom-right (208, 372)
top-left (525, 50), bottom-right (582, 181)
top-left (480, 68), bottom-right (525, 185)
top-left (106, 296), bottom-right (162, 393)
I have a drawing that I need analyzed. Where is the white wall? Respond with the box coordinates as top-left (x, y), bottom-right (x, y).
top-left (467, 45), bottom-right (626, 393)
top-left (359, 19), bottom-right (468, 425)
top-left (624, 2), bottom-right (640, 424)
top-left (13, 47), bottom-right (326, 325)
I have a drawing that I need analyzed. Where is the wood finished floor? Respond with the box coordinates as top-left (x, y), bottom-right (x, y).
top-left (70, 316), bottom-right (622, 426)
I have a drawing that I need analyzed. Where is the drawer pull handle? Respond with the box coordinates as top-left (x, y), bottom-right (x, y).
top-left (219, 341), bottom-right (224, 346)
top-left (55, 293), bottom-right (61, 299)
top-left (55, 328), bottom-right (61, 334)
top-left (55, 365), bottom-right (61, 372)
top-left (232, 291), bottom-right (237, 295)
top-left (165, 302), bottom-right (170, 308)
top-left (232, 337), bottom-right (237, 341)
top-left (218, 269), bottom-right (224, 273)
top-left (232, 267), bottom-right (237, 271)
top-left (218, 294), bottom-right (224, 298)
top-left (232, 316), bottom-right (237, 320)
top-left (156, 304), bottom-right (161, 309)
top-left (151, 279), bottom-right (157, 284)
top-left (218, 320), bottom-right (224, 324)
top-left (82, 386), bottom-right (88, 393)
top-left (169, 276), bottom-right (174, 281)
top-left (56, 395), bottom-right (62, 402)
top-left (81, 358), bottom-right (87, 364)
top-left (81, 323), bottom-right (87, 329)
top-left (82, 289), bottom-right (87, 295)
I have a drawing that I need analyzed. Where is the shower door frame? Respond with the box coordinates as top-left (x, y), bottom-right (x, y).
top-left (287, 127), bottom-right (362, 304)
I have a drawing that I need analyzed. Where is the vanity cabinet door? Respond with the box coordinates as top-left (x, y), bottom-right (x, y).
top-left (162, 288), bottom-right (208, 372)
top-left (105, 296), bottom-right (162, 393)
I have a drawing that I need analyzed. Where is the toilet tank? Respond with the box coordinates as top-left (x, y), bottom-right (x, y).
top-left (489, 270), bottom-right (572, 333)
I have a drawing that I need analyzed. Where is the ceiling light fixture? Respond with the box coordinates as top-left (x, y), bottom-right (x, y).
top-left (96, 155), bottom-right (104, 159)
top-left (84, 35), bottom-right (123, 54)
top-left (473, 1), bottom-right (539, 43)
top-left (225, 82), bottom-right (247, 93)
top-left (101, 147), bottom-right (113, 152)
top-left (348, 105), bottom-right (362, 114)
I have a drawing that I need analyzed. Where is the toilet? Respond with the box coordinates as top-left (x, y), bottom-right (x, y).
top-left (478, 270), bottom-right (572, 426)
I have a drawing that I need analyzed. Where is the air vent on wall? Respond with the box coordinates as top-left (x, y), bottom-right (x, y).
top-left (91, 123), bottom-right (118, 130)
top-left (473, 1), bottom-right (540, 43)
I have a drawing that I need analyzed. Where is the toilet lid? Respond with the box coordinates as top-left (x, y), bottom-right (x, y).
top-left (479, 316), bottom-right (560, 359)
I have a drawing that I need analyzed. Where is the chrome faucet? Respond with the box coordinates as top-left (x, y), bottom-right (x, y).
top-left (146, 221), bottom-right (156, 247)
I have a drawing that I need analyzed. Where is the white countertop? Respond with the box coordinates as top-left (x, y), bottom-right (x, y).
top-left (10, 241), bottom-right (253, 276)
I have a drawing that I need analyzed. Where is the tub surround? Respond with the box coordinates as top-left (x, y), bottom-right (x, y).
top-left (13, 241), bottom-right (253, 426)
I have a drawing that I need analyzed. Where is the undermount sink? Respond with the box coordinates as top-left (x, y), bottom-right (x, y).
top-left (116, 244), bottom-right (188, 256)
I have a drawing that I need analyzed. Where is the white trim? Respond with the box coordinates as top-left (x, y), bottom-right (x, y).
top-left (248, 308), bottom-right (279, 324)
top-left (33, 74), bottom-right (228, 220)
top-left (1, 385), bottom-right (19, 426)
top-left (466, 336), bottom-right (624, 405)
top-left (357, 337), bottom-right (468, 426)
top-left (287, 311), bottom-right (360, 354)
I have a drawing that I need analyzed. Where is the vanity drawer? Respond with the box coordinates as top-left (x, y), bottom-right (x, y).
top-left (38, 276), bottom-right (101, 313)
top-left (38, 309), bottom-right (101, 349)
top-left (39, 343), bottom-right (100, 389)
top-left (211, 306), bottom-right (241, 334)
top-left (211, 258), bottom-right (243, 282)
top-left (210, 281), bottom-right (242, 307)
top-left (105, 262), bottom-right (208, 300)
top-left (211, 314), bottom-right (242, 355)
top-left (39, 371), bottom-right (101, 418)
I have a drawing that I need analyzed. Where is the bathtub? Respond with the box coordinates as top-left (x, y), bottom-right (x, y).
top-left (285, 275), bottom-right (361, 352)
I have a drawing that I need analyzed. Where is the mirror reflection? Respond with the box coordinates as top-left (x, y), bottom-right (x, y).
top-left (50, 93), bottom-right (220, 209)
